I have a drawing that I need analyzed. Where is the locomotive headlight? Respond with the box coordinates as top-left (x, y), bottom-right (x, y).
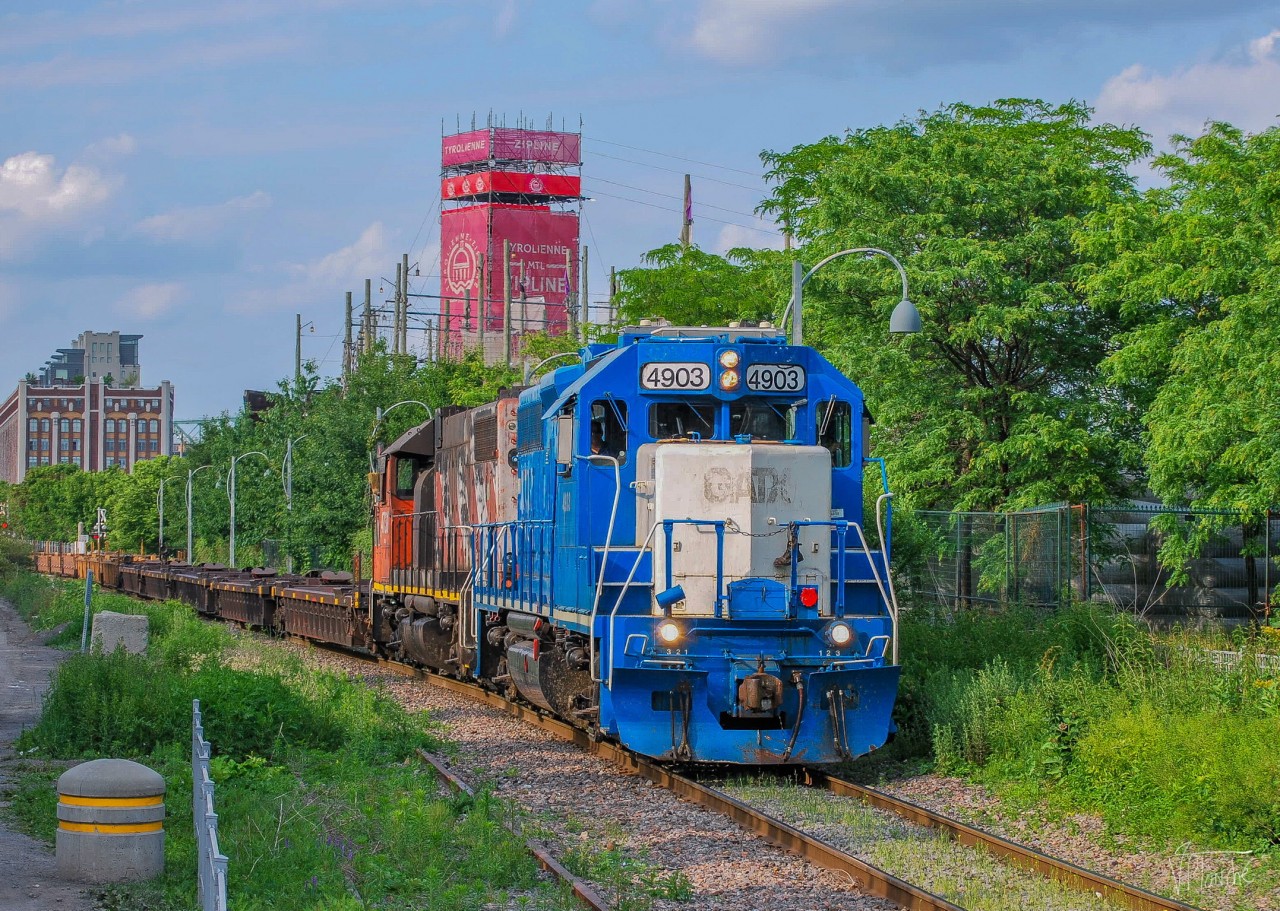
top-left (657, 620), bottom-right (683, 644)
top-left (719, 369), bottom-right (740, 390)
top-left (718, 350), bottom-right (740, 368)
top-left (826, 621), bottom-right (854, 648)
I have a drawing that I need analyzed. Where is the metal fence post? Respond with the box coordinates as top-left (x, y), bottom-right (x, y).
top-left (192, 700), bottom-right (228, 911)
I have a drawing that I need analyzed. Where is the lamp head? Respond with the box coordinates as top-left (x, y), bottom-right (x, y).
top-left (889, 298), bottom-right (922, 334)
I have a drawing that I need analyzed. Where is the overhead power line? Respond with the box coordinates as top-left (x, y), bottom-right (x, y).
top-left (589, 150), bottom-right (764, 193)
top-left (584, 135), bottom-right (761, 177)
top-left (584, 187), bottom-right (782, 237)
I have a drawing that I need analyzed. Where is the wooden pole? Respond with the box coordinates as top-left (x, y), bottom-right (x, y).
top-left (477, 254), bottom-right (487, 362)
top-left (503, 240), bottom-right (512, 368)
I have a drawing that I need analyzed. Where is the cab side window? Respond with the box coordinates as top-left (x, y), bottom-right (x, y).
top-left (394, 457), bottom-right (418, 498)
top-left (817, 400), bottom-right (853, 468)
top-left (590, 400), bottom-right (628, 459)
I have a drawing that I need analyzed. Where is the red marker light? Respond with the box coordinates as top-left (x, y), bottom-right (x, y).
top-left (799, 586), bottom-right (819, 608)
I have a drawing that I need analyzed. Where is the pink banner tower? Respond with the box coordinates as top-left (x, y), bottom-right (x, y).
top-left (440, 120), bottom-right (583, 363)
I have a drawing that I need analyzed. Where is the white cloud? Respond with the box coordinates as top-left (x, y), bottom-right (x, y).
top-left (714, 222), bottom-right (785, 254)
top-left (236, 221), bottom-right (395, 313)
top-left (83, 133), bottom-right (138, 160)
top-left (0, 151), bottom-right (114, 217)
top-left (1097, 30), bottom-right (1280, 141)
top-left (0, 150), bottom-right (117, 260)
top-left (135, 191), bottom-right (271, 243)
top-left (0, 35), bottom-right (306, 89)
top-left (116, 282), bottom-right (185, 319)
top-left (679, 0), bottom-right (1276, 71)
top-left (305, 222), bottom-right (392, 286)
top-left (494, 0), bottom-right (519, 38)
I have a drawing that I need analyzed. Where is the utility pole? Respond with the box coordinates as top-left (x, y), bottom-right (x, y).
top-left (464, 289), bottom-right (472, 354)
top-left (443, 296), bottom-right (452, 362)
top-left (343, 291), bottom-right (352, 388)
top-left (477, 254), bottom-right (487, 362)
top-left (294, 313), bottom-right (302, 387)
top-left (363, 279), bottom-right (373, 354)
top-left (680, 174), bottom-right (692, 249)
top-left (565, 248), bottom-right (576, 341)
top-left (393, 262), bottom-right (403, 355)
top-left (609, 266), bottom-right (617, 328)
top-left (519, 262), bottom-right (528, 346)
top-left (503, 240), bottom-right (512, 368)
top-left (401, 252), bottom-right (410, 356)
top-left (580, 245), bottom-right (589, 343)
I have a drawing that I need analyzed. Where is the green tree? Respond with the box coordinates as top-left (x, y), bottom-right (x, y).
top-left (10, 465), bottom-right (123, 541)
top-left (614, 244), bottom-right (788, 327)
top-left (757, 99), bottom-right (1151, 510)
top-left (1082, 123), bottom-right (1280, 586)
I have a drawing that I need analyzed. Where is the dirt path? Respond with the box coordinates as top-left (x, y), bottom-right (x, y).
top-left (0, 597), bottom-right (98, 910)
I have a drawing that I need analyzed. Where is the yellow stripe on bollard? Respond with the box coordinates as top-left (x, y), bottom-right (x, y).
top-left (60, 794), bottom-right (164, 808)
top-left (58, 820), bottom-right (164, 834)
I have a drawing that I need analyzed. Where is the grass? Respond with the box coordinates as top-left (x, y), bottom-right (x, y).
top-left (835, 599), bottom-right (1280, 909)
top-left (0, 571), bottom-right (579, 910)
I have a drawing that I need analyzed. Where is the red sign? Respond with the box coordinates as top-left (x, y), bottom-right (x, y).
top-left (439, 204), bottom-right (578, 344)
top-left (441, 171), bottom-right (582, 200)
top-left (441, 129), bottom-right (581, 167)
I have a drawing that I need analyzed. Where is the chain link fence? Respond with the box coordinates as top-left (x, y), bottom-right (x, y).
top-left (912, 504), bottom-right (1279, 620)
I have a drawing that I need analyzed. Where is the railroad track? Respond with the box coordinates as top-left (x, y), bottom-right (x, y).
top-left (265, 633), bottom-right (1200, 911)
top-left (386, 659), bottom-right (1204, 911)
top-left (794, 769), bottom-right (1202, 911)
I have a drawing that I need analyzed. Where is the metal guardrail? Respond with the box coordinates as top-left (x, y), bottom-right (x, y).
top-left (192, 699), bottom-right (229, 911)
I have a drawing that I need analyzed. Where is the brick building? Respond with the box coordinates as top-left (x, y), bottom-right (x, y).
top-left (0, 330), bottom-right (175, 483)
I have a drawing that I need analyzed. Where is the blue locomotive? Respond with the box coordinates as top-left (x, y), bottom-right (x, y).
top-left (371, 320), bottom-right (901, 764)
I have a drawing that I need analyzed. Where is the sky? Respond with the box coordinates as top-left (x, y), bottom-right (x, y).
top-left (2, 0), bottom-right (1278, 422)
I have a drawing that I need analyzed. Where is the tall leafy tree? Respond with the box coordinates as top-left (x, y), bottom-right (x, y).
top-left (614, 244), bottom-right (789, 328)
top-left (758, 99), bottom-right (1151, 510)
top-left (1082, 123), bottom-right (1280, 592)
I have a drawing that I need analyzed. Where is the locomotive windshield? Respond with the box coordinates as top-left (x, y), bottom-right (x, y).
top-left (728, 400), bottom-right (790, 440)
top-left (649, 402), bottom-right (715, 438)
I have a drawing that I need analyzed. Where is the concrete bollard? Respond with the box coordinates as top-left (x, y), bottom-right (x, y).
top-left (90, 611), bottom-right (150, 654)
top-left (56, 759), bottom-right (165, 882)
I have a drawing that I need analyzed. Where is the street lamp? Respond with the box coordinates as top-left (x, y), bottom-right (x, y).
top-left (186, 464), bottom-right (216, 562)
top-left (282, 435), bottom-right (308, 572)
top-left (156, 475), bottom-right (183, 557)
top-left (368, 400), bottom-right (433, 472)
top-left (523, 351), bottom-right (580, 384)
top-left (228, 451), bottom-right (270, 567)
top-left (779, 247), bottom-right (921, 345)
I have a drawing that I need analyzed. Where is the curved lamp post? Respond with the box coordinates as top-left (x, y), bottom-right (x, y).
top-left (186, 464), bottom-right (216, 562)
top-left (282, 435), bottom-right (308, 572)
top-left (156, 475), bottom-right (183, 557)
top-left (368, 400), bottom-right (433, 472)
top-left (523, 351), bottom-right (580, 384)
top-left (779, 248), bottom-right (921, 344)
top-left (228, 450), bottom-right (270, 567)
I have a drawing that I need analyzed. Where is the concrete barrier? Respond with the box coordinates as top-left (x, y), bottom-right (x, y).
top-left (56, 759), bottom-right (165, 882)
top-left (90, 611), bottom-right (150, 654)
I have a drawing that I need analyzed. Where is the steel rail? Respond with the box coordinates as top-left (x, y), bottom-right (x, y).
top-left (414, 748), bottom-right (613, 910)
top-left (400, 666), bottom-right (963, 911)
top-left (800, 768), bottom-right (1204, 911)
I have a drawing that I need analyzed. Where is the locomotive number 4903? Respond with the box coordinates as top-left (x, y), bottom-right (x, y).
top-left (746, 364), bottom-right (805, 391)
top-left (641, 362), bottom-right (711, 390)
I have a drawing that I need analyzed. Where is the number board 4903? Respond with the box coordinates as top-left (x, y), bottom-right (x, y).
top-left (745, 364), bottom-right (806, 392)
top-left (640, 362), bottom-right (711, 391)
